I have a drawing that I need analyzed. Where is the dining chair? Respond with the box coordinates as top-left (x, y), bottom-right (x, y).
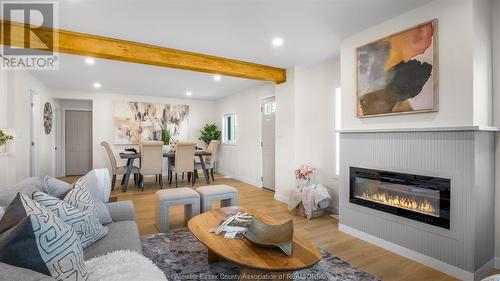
top-left (101, 141), bottom-right (139, 190)
top-left (168, 141), bottom-right (197, 188)
top-left (195, 140), bottom-right (219, 182)
top-left (139, 141), bottom-right (164, 191)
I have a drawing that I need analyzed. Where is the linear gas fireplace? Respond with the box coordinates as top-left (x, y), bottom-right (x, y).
top-left (350, 167), bottom-right (450, 229)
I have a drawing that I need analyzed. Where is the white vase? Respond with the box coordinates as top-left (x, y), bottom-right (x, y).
top-left (296, 178), bottom-right (311, 189)
top-left (0, 144), bottom-right (6, 154)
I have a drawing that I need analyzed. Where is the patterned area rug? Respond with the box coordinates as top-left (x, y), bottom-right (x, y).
top-left (142, 228), bottom-right (378, 281)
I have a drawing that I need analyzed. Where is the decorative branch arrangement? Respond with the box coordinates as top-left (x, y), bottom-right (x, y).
top-left (0, 129), bottom-right (14, 146)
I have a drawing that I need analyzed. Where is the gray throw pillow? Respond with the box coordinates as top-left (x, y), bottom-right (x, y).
top-left (43, 176), bottom-right (72, 198)
top-left (33, 191), bottom-right (108, 248)
top-left (0, 193), bottom-right (88, 281)
top-left (72, 177), bottom-right (113, 225)
top-left (78, 169), bottom-right (111, 203)
top-left (67, 181), bottom-right (113, 225)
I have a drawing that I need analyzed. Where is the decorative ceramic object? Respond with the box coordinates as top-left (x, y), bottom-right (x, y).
top-left (0, 144), bottom-right (6, 154)
top-left (43, 102), bottom-right (53, 134)
top-left (244, 217), bottom-right (294, 256)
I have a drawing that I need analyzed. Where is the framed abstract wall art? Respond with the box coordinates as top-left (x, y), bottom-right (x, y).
top-left (113, 101), bottom-right (189, 145)
top-left (356, 20), bottom-right (437, 117)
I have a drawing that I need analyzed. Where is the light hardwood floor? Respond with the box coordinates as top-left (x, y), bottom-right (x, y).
top-left (62, 174), bottom-right (498, 281)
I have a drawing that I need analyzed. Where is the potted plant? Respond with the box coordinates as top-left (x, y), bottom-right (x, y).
top-left (159, 124), bottom-right (172, 152)
top-left (199, 123), bottom-right (221, 145)
top-left (161, 126), bottom-right (171, 146)
top-left (0, 129), bottom-right (14, 154)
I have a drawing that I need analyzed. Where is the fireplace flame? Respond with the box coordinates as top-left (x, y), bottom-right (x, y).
top-left (360, 191), bottom-right (437, 216)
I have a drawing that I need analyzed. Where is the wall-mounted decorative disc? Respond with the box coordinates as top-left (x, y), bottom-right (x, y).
top-left (43, 102), bottom-right (53, 135)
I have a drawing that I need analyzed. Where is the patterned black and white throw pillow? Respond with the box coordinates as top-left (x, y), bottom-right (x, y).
top-left (71, 176), bottom-right (112, 225)
top-left (0, 193), bottom-right (88, 281)
top-left (33, 191), bottom-right (108, 248)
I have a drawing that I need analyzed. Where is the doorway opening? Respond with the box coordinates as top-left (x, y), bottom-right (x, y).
top-left (55, 99), bottom-right (93, 176)
top-left (261, 96), bottom-right (276, 191)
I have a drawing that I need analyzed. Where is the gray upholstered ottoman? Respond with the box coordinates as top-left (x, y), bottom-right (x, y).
top-left (155, 188), bottom-right (200, 232)
top-left (196, 185), bottom-right (238, 212)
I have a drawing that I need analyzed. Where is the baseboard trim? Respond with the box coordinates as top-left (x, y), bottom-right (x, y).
top-left (326, 205), bottom-right (339, 214)
top-left (339, 223), bottom-right (476, 281)
top-left (216, 169), bottom-right (262, 188)
top-left (274, 193), bottom-right (288, 203)
top-left (475, 259), bottom-right (495, 281)
top-left (495, 257), bottom-right (500, 269)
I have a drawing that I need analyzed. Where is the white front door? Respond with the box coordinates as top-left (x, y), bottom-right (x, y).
top-left (65, 110), bottom-right (92, 176)
top-left (261, 97), bottom-right (276, 190)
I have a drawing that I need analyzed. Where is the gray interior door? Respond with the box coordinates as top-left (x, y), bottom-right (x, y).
top-left (65, 110), bottom-right (92, 176)
top-left (261, 97), bottom-right (276, 190)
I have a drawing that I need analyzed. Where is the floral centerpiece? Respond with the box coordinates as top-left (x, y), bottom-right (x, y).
top-left (295, 165), bottom-right (315, 187)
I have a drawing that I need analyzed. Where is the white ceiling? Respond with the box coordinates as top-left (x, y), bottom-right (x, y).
top-left (25, 0), bottom-right (431, 100)
top-left (31, 53), bottom-right (266, 100)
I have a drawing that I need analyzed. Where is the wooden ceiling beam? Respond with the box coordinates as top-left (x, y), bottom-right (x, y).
top-left (0, 20), bottom-right (286, 84)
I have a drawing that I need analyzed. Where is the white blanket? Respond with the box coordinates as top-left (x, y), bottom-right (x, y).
top-left (289, 184), bottom-right (331, 219)
top-left (288, 189), bottom-right (302, 211)
top-left (85, 250), bottom-right (167, 281)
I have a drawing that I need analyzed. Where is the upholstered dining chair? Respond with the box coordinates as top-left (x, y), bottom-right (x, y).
top-left (195, 140), bottom-right (220, 182)
top-left (169, 141), bottom-right (197, 188)
top-left (101, 141), bottom-right (139, 190)
top-left (139, 141), bottom-right (164, 191)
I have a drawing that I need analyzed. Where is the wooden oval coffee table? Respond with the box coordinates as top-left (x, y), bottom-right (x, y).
top-left (187, 206), bottom-right (322, 281)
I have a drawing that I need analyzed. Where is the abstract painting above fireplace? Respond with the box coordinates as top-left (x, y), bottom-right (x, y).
top-left (349, 167), bottom-right (450, 229)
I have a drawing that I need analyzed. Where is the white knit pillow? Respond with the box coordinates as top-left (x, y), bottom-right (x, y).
top-left (85, 250), bottom-right (167, 281)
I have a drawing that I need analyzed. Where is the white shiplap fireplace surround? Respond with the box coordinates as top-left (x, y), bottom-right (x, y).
top-left (338, 126), bottom-right (497, 281)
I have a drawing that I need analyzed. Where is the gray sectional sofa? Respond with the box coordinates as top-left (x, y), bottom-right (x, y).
top-left (0, 178), bottom-right (143, 281)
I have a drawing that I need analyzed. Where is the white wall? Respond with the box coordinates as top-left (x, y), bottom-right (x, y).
top-left (492, 0), bottom-right (500, 260)
top-left (473, 0), bottom-right (493, 126)
top-left (275, 68), bottom-right (297, 203)
top-left (340, 0), bottom-right (476, 130)
top-left (214, 83), bottom-right (275, 187)
top-left (274, 58), bottom-right (341, 210)
top-left (294, 58), bottom-right (340, 210)
top-left (0, 67), bottom-right (11, 188)
top-left (50, 90), bottom-right (215, 172)
top-left (0, 70), bottom-right (56, 188)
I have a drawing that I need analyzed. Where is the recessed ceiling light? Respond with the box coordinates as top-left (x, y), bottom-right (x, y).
top-left (186, 91), bottom-right (192, 97)
top-left (93, 82), bottom-right (101, 89)
top-left (85, 57), bottom-right (95, 65)
top-left (213, 75), bottom-right (222, 81)
top-left (272, 37), bottom-right (284, 47)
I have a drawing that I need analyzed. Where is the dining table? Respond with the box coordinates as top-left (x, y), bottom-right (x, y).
top-left (119, 150), bottom-right (211, 192)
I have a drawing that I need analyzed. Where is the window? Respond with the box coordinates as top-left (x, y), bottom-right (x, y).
top-left (335, 87), bottom-right (341, 176)
top-left (223, 113), bottom-right (237, 144)
top-left (264, 101), bottom-right (276, 115)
